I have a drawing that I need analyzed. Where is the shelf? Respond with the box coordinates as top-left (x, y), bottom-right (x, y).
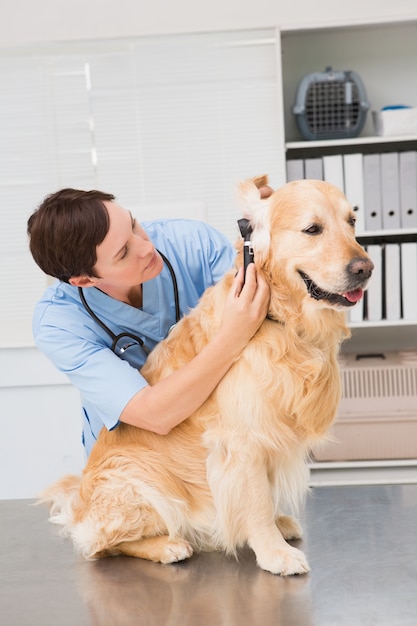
top-left (357, 228), bottom-right (417, 237)
top-left (356, 229), bottom-right (417, 245)
top-left (349, 319), bottom-right (417, 330)
top-left (343, 324), bottom-right (417, 355)
top-left (309, 459), bottom-right (417, 487)
top-left (286, 134), bottom-right (417, 150)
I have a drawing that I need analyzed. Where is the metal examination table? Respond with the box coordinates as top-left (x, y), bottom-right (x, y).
top-left (1, 484), bottom-right (417, 625)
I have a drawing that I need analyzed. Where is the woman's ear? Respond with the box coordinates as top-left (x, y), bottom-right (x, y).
top-left (68, 275), bottom-right (96, 287)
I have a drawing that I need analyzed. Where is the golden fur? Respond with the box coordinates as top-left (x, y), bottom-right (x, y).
top-left (40, 177), bottom-right (373, 575)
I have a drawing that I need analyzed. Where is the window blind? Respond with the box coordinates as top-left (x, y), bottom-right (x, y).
top-left (0, 28), bottom-right (285, 347)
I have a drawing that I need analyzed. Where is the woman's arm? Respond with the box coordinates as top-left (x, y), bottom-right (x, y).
top-left (119, 264), bottom-right (270, 433)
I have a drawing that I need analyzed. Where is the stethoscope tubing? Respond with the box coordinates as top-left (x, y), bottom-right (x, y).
top-left (78, 249), bottom-right (180, 355)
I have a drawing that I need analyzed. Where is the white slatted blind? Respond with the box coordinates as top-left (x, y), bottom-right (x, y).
top-left (0, 58), bottom-right (55, 344)
top-left (0, 28), bottom-right (285, 347)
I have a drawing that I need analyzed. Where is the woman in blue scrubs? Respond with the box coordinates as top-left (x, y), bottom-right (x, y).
top-left (27, 188), bottom-right (270, 455)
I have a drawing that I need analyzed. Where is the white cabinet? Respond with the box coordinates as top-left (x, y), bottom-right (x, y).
top-left (280, 21), bottom-right (417, 143)
top-left (0, 348), bottom-right (86, 499)
top-left (278, 21), bottom-right (417, 466)
top-left (279, 21), bottom-right (417, 356)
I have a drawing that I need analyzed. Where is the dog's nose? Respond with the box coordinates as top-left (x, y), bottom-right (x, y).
top-left (347, 257), bottom-right (374, 279)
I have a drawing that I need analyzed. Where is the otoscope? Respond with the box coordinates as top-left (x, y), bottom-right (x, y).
top-left (237, 218), bottom-right (254, 283)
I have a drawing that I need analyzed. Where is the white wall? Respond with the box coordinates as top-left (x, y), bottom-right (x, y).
top-left (0, 349), bottom-right (86, 499)
top-left (1, 0), bottom-right (417, 46)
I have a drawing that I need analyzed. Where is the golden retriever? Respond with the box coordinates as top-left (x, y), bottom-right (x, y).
top-left (40, 176), bottom-right (373, 575)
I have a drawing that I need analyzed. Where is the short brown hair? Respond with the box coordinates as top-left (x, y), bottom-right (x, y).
top-left (27, 188), bottom-right (115, 282)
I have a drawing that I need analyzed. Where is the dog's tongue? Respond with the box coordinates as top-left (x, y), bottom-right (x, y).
top-left (342, 288), bottom-right (364, 303)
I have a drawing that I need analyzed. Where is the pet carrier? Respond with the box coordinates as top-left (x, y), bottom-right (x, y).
top-left (292, 67), bottom-right (370, 140)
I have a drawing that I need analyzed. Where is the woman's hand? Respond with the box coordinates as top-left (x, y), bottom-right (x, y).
top-left (218, 264), bottom-right (270, 356)
top-left (121, 259), bottom-right (270, 435)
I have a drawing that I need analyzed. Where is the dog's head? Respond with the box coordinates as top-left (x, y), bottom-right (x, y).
top-left (236, 176), bottom-right (374, 315)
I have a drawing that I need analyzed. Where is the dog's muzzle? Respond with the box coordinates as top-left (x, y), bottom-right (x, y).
top-left (298, 271), bottom-right (366, 307)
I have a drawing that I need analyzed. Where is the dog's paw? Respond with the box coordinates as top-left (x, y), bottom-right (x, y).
top-left (161, 539), bottom-right (194, 564)
top-left (256, 544), bottom-right (310, 576)
top-left (276, 515), bottom-right (303, 541)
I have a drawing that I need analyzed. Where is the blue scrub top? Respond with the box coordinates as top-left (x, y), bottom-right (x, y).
top-left (33, 218), bottom-right (235, 454)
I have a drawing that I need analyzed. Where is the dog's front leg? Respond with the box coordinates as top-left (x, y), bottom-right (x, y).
top-left (207, 449), bottom-right (310, 576)
top-left (245, 472), bottom-right (310, 576)
top-left (248, 520), bottom-right (310, 576)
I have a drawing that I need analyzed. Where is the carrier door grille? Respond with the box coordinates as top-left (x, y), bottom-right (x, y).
top-left (305, 81), bottom-right (361, 135)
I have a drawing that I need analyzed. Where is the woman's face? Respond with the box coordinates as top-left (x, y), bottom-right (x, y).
top-left (92, 201), bottom-right (164, 291)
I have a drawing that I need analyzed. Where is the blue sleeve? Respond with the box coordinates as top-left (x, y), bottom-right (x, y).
top-left (33, 301), bottom-right (147, 433)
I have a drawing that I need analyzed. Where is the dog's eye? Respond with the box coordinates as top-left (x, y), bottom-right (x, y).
top-left (348, 215), bottom-right (356, 228)
top-left (303, 224), bottom-right (322, 235)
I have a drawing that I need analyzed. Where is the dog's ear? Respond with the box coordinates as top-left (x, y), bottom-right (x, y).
top-left (236, 176), bottom-right (271, 263)
top-left (236, 175), bottom-right (269, 215)
top-left (252, 174), bottom-right (269, 190)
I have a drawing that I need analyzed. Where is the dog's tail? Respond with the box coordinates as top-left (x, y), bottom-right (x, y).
top-left (37, 474), bottom-right (82, 531)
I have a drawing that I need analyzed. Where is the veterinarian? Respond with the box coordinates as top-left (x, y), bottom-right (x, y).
top-left (27, 188), bottom-right (270, 455)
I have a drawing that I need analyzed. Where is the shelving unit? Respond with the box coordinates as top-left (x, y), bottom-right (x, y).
top-left (279, 21), bottom-right (417, 468)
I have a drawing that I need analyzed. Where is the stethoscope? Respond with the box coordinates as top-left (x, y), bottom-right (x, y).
top-left (78, 250), bottom-right (180, 365)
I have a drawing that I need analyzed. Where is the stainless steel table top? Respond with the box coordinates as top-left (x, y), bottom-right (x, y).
top-left (1, 484), bottom-right (417, 625)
